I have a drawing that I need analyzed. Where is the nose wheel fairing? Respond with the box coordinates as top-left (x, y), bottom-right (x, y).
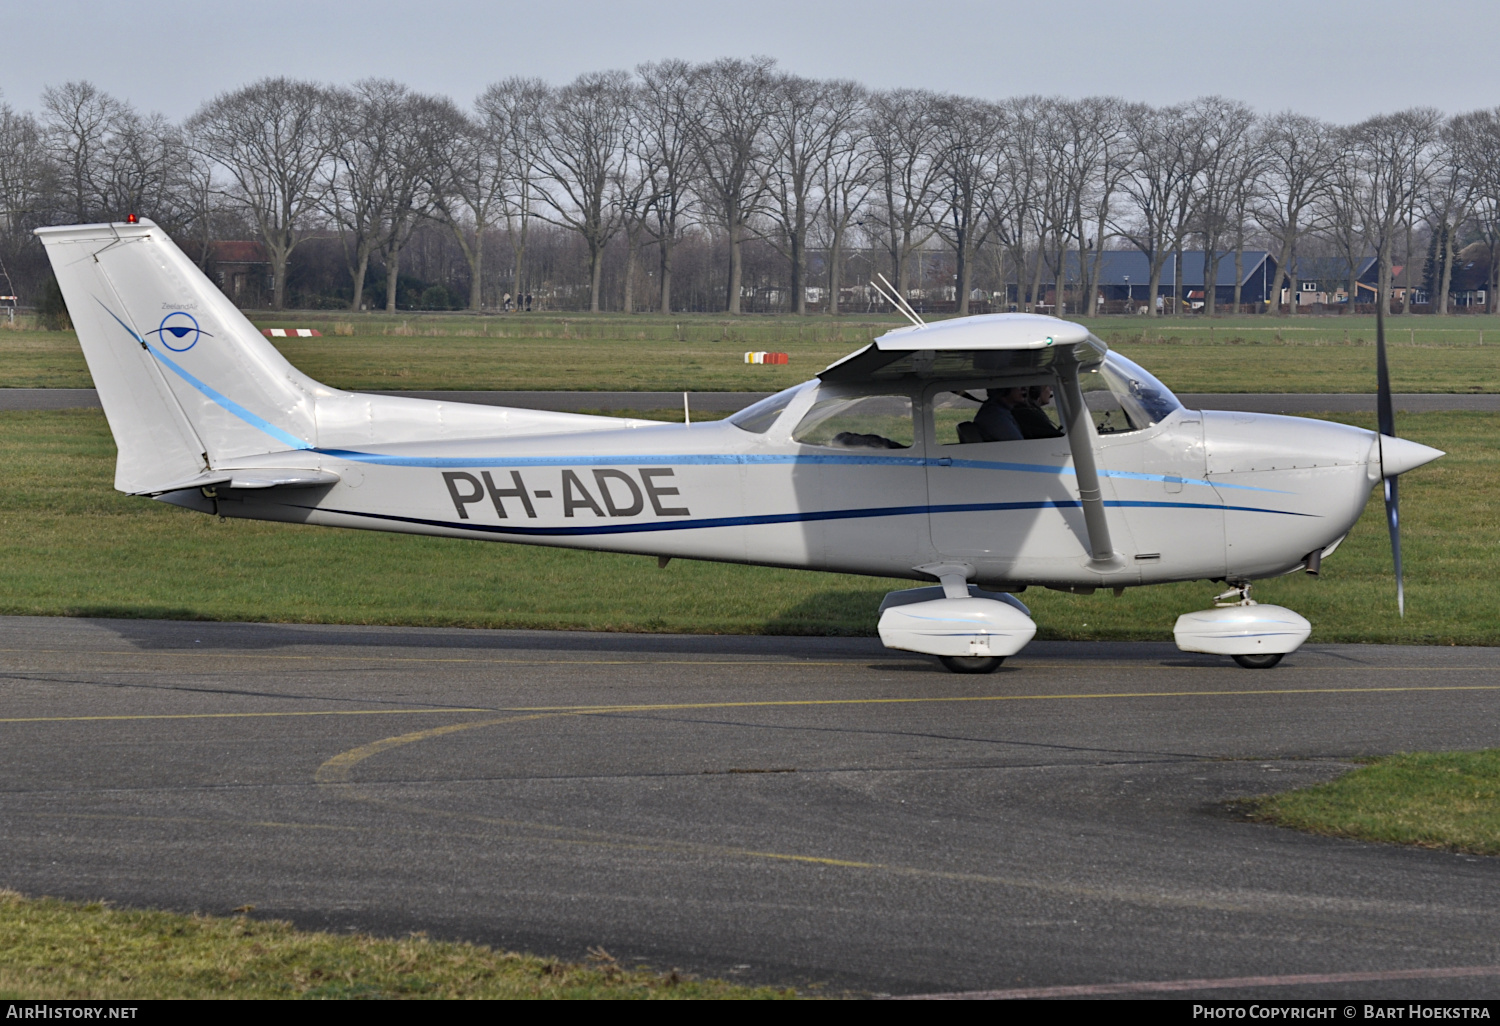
top-left (1173, 583), bottom-right (1310, 668)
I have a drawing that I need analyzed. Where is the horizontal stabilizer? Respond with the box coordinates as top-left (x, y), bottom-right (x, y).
top-left (137, 468), bottom-right (341, 496)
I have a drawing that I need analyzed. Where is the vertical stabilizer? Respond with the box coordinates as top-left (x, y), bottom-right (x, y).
top-left (35, 220), bottom-right (322, 493)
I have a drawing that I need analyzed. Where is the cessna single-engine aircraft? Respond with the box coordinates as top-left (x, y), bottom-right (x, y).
top-left (38, 219), bottom-right (1443, 672)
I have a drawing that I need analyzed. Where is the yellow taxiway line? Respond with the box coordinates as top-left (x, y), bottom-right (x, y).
top-left (6, 682), bottom-right (1500, 726)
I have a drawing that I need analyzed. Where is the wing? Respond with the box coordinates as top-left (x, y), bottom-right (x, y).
top-left (818, 313), bottom-right (1106, 386)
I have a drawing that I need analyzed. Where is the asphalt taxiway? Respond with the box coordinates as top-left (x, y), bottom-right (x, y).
top-left (2, 615), bottom-right (1499, 997)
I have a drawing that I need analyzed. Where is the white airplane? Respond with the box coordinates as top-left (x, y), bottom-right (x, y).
top-left (37, 219), bottom-right (1443, 672)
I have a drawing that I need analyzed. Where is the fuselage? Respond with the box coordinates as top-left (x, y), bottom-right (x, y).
top-left (171, 378), bottom-right (1380, 591)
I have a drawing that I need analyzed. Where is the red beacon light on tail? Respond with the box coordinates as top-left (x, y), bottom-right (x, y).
top-left (125, 214), bottom-right (138, 224)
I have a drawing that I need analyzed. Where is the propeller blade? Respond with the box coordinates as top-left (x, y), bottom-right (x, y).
top-left (1384, 474), bottom-right (1404, 618)
top-left (1375, 295), bottom-right (1395, 437)
top-left (1375, 295), bottom-right (1402, 616)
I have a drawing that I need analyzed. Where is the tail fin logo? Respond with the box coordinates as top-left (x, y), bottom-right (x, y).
top-left (147, 311), bottom-right (212, 352)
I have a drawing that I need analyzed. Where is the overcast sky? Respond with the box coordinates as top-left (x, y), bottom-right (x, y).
top-left (4, 0), bottom-right (1494, 123)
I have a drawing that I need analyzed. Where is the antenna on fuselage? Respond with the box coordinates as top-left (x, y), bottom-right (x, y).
top-left (870, 273), bottom-right (925, 327)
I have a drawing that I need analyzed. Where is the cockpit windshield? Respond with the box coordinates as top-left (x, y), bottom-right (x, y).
top-left (1079, 353), bottom-right (1183, 434)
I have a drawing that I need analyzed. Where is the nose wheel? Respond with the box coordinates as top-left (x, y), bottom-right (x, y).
top-left (938, 655), bottom-right (1005, 674)
top-left (1231, 653), bottom-right (1284, 669)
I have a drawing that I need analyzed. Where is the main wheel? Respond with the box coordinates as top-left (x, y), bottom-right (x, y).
top-left (939, 655), bottom-right (1005, 674)
top-left (1232, 653), bottom-right (1284, 670)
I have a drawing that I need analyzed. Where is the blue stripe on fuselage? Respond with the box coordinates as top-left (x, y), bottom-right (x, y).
top-left (314, 447), bottom-right (1287, 494)
top-left (290, 498), bottom-right (1314, 539)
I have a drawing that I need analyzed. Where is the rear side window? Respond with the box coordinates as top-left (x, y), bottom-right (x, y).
top-left (728, 386), bottom-right (800, 434)
top-left (792, 394), bottom-right (913, 449)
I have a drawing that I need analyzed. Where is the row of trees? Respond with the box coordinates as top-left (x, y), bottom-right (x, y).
top-left (4, 63), bottom-right (1500, 315)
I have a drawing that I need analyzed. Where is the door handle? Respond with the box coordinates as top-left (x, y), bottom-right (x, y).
top-left (936, 458), bottom-right (953, 467)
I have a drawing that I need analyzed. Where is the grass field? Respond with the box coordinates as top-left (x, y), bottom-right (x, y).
top-left (0, 408), bottom-right (1488, 644)
top-left (3, 311), bottom-right (1500, 392)
top-left (1252, 751), bottom-right (1500, 856)
top-left (0, 891), bottom-right (784, 999)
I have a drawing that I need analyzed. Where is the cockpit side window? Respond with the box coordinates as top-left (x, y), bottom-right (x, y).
top-left (792, 394), bottom-right (913, 449)
top-left (933, 387), bottom-right (1064, 445)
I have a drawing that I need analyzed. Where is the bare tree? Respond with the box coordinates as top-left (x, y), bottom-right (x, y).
top-left (1398, 111), bottom-right (1444, 316)
top-left (1321, 130), bottom-right (1368, 311)
top-left (615, 118), bottom-right (656, 313)
top-left (1116, 103), bottom-right (1205, 317)
top-left (30, 68), bottom-right (1500, 322)
top-left (178, 145), bottom-right (221, 271)
top-left (1348, 109), bottom-right (1442, 314)
top-left (1254, 111), bottom-right (1336, 316)
top-left (188, 78), bottom-right (334, 310)
top-left (764, 75), bottom-right (861, 314)
top-left (813, 82), bottom-right (872, 316)
top-left (931, 95), bottom-right (1004, 315)
top-left (1024, 101), bottom-right (1070, 315)
top-left (1422, 115), bottom-right (1476, 316)
top-left (1456, 109), bottom-right (1500, 313)
top-left (0, 96), bottom-right (50, 306)
top-left (534, 71), bottom-right (630, 313)
top-left (322, 80), bottom-right (405, 311)
top-left (98, 111), bottom-right (174, 227)
top-left (1188, 98), bottom-right (1257, 317)
top-left (0, 100), bottom-right (50, 235)
top-left (1226, 124), bottom-right (1266, 313)
top-left (41, 81), bottom-right (127, 222)
top-left (372, 90), bottom-right (447, 313)
top-left (424, 97), bottom-right (503, 311)
top-left (687, 57), bottom-right (778, 314)
top-left (1057, 97), bottom-right (1131, 317)
top-left (988, 96), bottom-right (1048, 312)
top-left (864, 88), bottom-right (944, 297)
top-left (634, 61), bottom-right (698, 313)
top-left (478, 77), bottom-right (549, 305)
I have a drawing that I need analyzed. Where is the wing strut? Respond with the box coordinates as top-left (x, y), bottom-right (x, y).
top-left (1054, 347), bottom-right (1123, 571)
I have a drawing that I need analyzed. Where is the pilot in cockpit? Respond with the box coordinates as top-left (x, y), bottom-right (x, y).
top-left (1016, 385), bottom-right (1064, 439)
top-left (972, 385), bottom-right (1063, 442)
top-left (974, 387), bottom-right (1025, 442)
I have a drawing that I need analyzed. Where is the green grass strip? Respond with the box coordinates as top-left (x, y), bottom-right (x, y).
top-left (1253, 750), bottom-right (1500, 855)
top-left (7, 310), bottom-right (1500, 392)
top-left (0, 891), bottom-right (790, 1000)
